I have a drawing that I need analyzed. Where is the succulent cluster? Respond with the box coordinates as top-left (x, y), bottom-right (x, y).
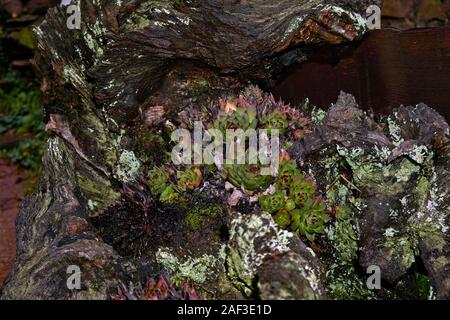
top-left (259, 160), bottom-right (329, 241)
top-left (148, 166), bottom-right (202, 204)
top-left (147, 86), bottom-right (331, 241)
top-left (211, 99), bottom-right (257, 134)
top-left (111, 275), bottom-right (204, 300)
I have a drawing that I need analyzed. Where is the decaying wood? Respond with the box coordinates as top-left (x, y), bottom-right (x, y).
top-left (3, 0), bottom-right (447, 300)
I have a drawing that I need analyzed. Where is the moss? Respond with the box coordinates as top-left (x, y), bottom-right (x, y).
top-left (415, 273), bottom-right (431, 299)
top-left (132, 129), bottom-right (170, 166)
top-left (76, 172), bottom-right (120, 211)
top-left (185, 204), bottom-right (223, 230)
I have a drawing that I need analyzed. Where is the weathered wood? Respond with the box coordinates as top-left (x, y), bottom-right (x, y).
top-left (4, 0), bottom-right (447, 301)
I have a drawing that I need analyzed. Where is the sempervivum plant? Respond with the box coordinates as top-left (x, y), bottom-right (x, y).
top-left (224, 162), bottom-right (272, 193)
top-left (177, 167), bottom-right (203, 191)
top-left (260, 110), bottom-right (289, 135)
top-left (289, 178), bottom-right (316, 206)
top-left (277, 160), bottom-right (302, 188)
top-left (111, 275), bottom-right (205, 300)
top-left (148, 166), bottom-right (204, 204)
top-left (211, 97), bottom-right (257, 134)
top-left (291, 199), bottom-right (330, 241)
top-left (255, 158), bottom-right (329, 241)
top-left (258, 190), bottom-right (287, 214)
top-left (148, 166), bottom-right (171, 195)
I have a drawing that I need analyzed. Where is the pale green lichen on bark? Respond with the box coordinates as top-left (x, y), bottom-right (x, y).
top-left (114, 150), bottom-right (141, 183)
top-left (155, 247), bottom-right (220, 284)
top-left (225, 212), bottom-right (295, 296)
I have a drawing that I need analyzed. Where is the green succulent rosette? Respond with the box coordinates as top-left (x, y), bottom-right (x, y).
top-left (291, 199), bottom-right (329, 241)
top-left (212, 107), bottom-right (257, 135)
top-left (261, 111), bottom-right (289, 135)
top-left (277, 160), bottom-right (302, 188)
top-left (273, 209), bottom-right (291, 228)
top-left (290, 178), bottom-right (316, 206)
top-left (224, 163), bottom-right (272, 192)
top-left (159, 185), bottom-right (179, 204)
top-left (148, 166), bottom-right (171, 195)
top-left (258, 191), bottom-right (286, 214)
top-left (177, 167), bottom-right (202, 191)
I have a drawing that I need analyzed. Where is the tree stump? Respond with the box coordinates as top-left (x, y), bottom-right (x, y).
top-left (1, 0), bottom-right (449, 300)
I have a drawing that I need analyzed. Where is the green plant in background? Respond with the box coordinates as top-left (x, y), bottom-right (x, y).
top-left (291, 199), bottom-right (330, 241)
top-left (0, 69), bottom-right (46, 171)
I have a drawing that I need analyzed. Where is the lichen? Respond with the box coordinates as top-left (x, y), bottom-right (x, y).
top-left (114, 150), bottom-right (141, 183)
top-left (384, 234), bottom-right (416, 269)
top-left (226, 212), bottom-right (293, 296)
top-left (310, 107), bottom-right (327, 126)
top-left (155, 248), bottom-right (219, 284)
top-left (323, 206), bottom-right (375, 299)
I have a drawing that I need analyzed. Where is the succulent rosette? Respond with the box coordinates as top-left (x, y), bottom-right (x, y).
top-left (258, 191), bottom-right (287, 214)
top-left (224, 162), bottom-right (272, 192)
top-left (177, 167), bottom-right (203, 191)
top-left (291, 199), bottom-right (329, 241)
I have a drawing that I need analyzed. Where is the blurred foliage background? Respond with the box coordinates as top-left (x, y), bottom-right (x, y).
top-left (0, 0), bottom-right (50, 175)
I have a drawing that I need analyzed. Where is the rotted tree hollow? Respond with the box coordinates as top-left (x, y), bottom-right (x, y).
top-left (1, 0), bottom-right (449, 300)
